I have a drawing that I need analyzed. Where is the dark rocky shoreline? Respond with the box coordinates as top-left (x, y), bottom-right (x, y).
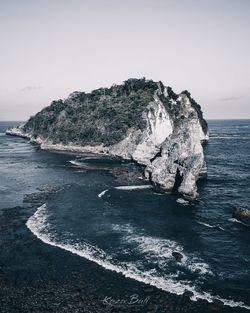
top-left (0, 191), bottom-right (248, 313)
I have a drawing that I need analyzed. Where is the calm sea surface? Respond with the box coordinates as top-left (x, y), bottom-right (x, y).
top-left (0, 120), bottom-right (249, 310)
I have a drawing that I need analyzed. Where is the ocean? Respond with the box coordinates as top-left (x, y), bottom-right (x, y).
top-left (0, 120), bottom-right (249, 311)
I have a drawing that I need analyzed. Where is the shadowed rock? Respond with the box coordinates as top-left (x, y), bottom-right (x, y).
top-left (232, 208), bottom-right (250, 225)
top-left (172, 251), bottom-right (183, 262)
top-left (210, 299), bottom-right (224, 311)
top-left (183, 290), bottom-right (194, 298)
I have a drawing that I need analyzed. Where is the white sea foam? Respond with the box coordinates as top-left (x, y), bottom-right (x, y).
top-left (153, 192), bottom-right (165, 196)
top-left (98, 185), bottom-right (152, 198)
top-left (197, 221), bottom-right (225, 231)
top-left (114, 224), bottom-right (213, 276)
top-left (80, 157), bottom-right (100, 161)
top-left (69, 160), bottom-right (84, 166)
top-left (211, 136), bottom-right (249, 140)
top-left (69, 159), bottom-right (111, 170)
top-left (98, 189), bottom-right (108, 198)
top-left (98, 185), bottom-right (153, 198)
top-left (41, 142), bottom-right (108, 154)
top-left (111, 223), bottom-right (134, 234)
top-left (26, 205), bottom-right (250, 310)
top-left (186, 261), bottom-right (213, 276)
top-left (228, 218), bottom-right (249, 227)
top-left (176, 198), bottom-right (189, 205)
top-left (114, 185), bottom-right (152, 190)
top-left (233, 126), bottom-right (249, 129)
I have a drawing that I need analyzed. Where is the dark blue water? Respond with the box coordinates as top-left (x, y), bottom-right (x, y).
top-left (0, 120), bottom-right (249, 310)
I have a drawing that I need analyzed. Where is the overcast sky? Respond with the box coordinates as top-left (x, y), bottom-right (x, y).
top-left (0, 0), bottom-right (249, 120)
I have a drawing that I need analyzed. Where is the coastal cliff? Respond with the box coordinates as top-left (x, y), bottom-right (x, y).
top-left (6, 78), bottom-right (208, 199)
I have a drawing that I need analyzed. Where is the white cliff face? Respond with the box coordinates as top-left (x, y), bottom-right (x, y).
top-left (147, 96), bottom-right (173, 146)
top-left (108, 87), bottom-right (208, 199)
top-left (109, 96), bottom-right (173, 165)
top-left (6, 80), bottom-right (208, 199)
top-left (143, 118), bottom-right (206, 198)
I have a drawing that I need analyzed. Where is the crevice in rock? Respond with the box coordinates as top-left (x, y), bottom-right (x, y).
top-left (150, 146), bottom-right (162, 163)
top-left (172, 168), bottom-right (183, 191)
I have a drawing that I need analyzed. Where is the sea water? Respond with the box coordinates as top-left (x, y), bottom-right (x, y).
top-left (0, 120), bottom-right (249, 309)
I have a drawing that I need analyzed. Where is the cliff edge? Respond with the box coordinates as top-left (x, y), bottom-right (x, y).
top-left (6, 78), bottom-right (209, 199)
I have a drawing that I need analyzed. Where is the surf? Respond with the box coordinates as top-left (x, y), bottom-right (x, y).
top-left (114, 185), bottom-right (153, 190)
top-left (26, 204), bottom-right (250, 310)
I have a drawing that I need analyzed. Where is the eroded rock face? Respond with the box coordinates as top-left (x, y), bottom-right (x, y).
top-left (109, 84), bottom-right (208, 199)
top-left (6, 78), bottom-right (208, 199)
top-left (232, 208), bottom-right (250, 225)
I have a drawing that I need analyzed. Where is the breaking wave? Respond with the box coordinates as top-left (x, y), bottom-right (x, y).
top-left (114, 185), bottom-right (152, 190)
top-left (98, 190), bottom-right (108, 198)
top-left (112, 224), bottom-right (213, 276)
top-left (229, 218), bottom-right (249, 227)
top-left (98, 185), bottom-right (152, 198)
top-left (26, 204), bottom-right (250, 310)
top-left (197, 221), bottom-right (225, 231)
top-left (69, 160), bottom-right (84, 166)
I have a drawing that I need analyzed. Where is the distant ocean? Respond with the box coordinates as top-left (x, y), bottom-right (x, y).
top-left (0, 120), bottom-right (249, 310)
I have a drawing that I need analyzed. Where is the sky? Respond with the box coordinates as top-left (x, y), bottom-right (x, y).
top-left (0, 0), bottom-right (249, 120)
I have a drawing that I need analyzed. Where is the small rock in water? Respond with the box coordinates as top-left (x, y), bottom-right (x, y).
top-left (36, 184), bottom-right (60, 193)
top-left (183, 290), bottom-right (194, 298)
top-left (210, 299), bottom-right (224, 311)
top-left (172, 251), bottom-right (183, 262)
top-left (232, 208), bottom-right (250, 225)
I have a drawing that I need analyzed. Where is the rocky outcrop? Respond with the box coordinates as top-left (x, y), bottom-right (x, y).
top-left (172, 252), bottom-right (183, 262)
top-left (6, 78), bottom-right (208, 199)
top-left (232, 208), bottom-right (250, 225)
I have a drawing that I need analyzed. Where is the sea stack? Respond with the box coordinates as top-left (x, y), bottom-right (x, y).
top-left (6, 78), bottom-right (209, 199)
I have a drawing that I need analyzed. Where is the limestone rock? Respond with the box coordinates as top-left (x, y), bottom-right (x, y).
top-left (6, 78), bottom-right (208, 199)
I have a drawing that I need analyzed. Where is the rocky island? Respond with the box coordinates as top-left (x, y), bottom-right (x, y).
top-left (6, 78), bottom-right (208, 199)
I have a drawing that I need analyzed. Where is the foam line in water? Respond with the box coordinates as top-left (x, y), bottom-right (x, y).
top-left (176, 198), bottom-right (189, 205)
top-left (69, 160), bottom-right (84, 166)
top-left (98, 189), bottom-right (108, 198)
top-left (197, 221), bottom-right (225, 231)
top-left (211, 136), bottom-right (249, 140)
top-left (115, 185), bottom-right (152, 190)
top-left (98, 186), bottom-right (152, 198)
top-left (78, 157), bottom-right (100, 161)
top-left (228, 218), bottom-right (249, 227)
top-left (26, 205), bottom-right (250, 310)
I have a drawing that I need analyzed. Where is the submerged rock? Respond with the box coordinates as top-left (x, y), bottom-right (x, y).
top-left (183, 290), bottom-right (194, 298)
top-left (172, 251), bottom-right (183, 262)
top-left (210, 299), bottom-right (224, 311)
top-left (232, 208), bottom-right (250, 225)
top-left (6, 78), bottom-right (208, 199)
